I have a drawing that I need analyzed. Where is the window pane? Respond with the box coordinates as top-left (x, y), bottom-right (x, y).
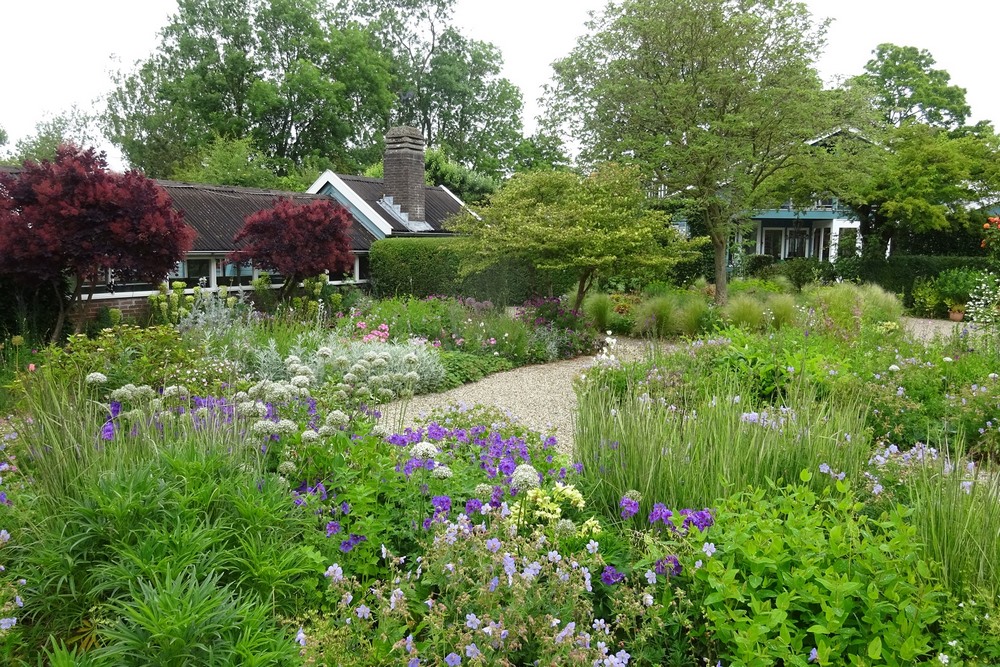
top-left (763, 229), bottom-right (783, 259)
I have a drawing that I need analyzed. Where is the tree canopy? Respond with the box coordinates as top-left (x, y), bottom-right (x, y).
top-left (171, 136), bottom-right (317, 191)
top-left (0, 145), bottom-right (194, 340)
top-left (336, 0), bottom-right (524, 177)
top-left (548, 0), bottom-right (831, 303)
top-left (448, 163), bottom-right (689, 310)
top-left (786, 44), bottom-right (1000, 257)
top-left (105, 0), bottom-right (394, 178)
top-left (851, 43), bottom-right (971, 130)
top-left (231, 198), bottom-right (355, 295)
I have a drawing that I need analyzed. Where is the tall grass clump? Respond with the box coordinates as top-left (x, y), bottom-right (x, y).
top-left (723, 294), bottom-right (767, 331)
top-left (574, 371), bottom-right (870, 512)
top-left (858, 283), bottom-right (904, 325)
top-left (875, 438), bottom-right (1000, 597)
top-left (632, 295), bottom-right (679, 338)
top-left (674, 297), bottom-right (714, 337)
top-left (582, 292), bottom-right (614, 332)
top-left (766, 293), bottom-right (799, 329)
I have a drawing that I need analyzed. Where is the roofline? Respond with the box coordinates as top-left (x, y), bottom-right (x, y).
top-left (438, 184), bottom-right (480, 221)
top-left (307, 169), bottom-right (394, 237)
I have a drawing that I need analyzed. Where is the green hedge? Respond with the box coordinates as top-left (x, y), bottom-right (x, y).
top-left (369, 237), bottom-right (576, 306)
top-left (856, 255), bottom-right (992, 306)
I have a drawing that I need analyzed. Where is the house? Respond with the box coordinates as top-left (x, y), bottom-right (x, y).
top-left (747, 198), bottom-right (861, 262)
top-left (76, 126), bottom-right (464, 318)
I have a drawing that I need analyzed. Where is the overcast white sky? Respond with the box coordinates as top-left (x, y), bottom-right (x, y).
top-left (1, 0), bottom-right (997, 164)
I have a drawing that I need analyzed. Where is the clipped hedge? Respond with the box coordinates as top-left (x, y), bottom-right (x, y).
top-left (857, 255), bottom-right (992, 306)
top-left (369, 237), bottom-right (576, 306)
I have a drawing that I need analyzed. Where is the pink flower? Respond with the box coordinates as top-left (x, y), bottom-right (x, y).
top-left (356, 321), bottom-right (367, 329)
top-left (27, 364), bottom-right (35, 372)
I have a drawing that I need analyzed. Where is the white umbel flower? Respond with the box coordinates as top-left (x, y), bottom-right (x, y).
top-left (511, 464), bottom-right (540, 491)
top-left (85, 372), bottom-right (108, 385)
top-left (410, 441), bottom-right (440, 459)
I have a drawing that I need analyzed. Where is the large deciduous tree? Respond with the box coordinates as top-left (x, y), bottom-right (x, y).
top-left (801, 44), bottom-right (1000, 257)
top-left (338, 0), bottom-right (524, 178)
top-left (105, 0), bottom-right (394, 177)
top-left (852, 43), bottom-right (971, 130)
top-left (230, 198), bottom-right (354, 297)
top-left (548, 0), bottom-right (831, 304)
top-left (0, 145), bottom-right (195, 341)
top-left (449, 163), bottom-right (689, 310)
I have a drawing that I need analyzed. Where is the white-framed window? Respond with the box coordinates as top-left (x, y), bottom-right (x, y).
top-left (762, 229), bottom-right (783, 258)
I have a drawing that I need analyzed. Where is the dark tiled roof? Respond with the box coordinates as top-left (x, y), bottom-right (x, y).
top-left (156, 180), bottom-right (377, 253)
top-left (336, 174), bottom-right (463, 232)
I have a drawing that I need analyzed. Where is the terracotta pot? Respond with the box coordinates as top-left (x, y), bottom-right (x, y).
top-left (949, 310), bottom-right (964, 322)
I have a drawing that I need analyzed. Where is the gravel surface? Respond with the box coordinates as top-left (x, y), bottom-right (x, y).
top-left (380, 317), bottom-right (963, 452)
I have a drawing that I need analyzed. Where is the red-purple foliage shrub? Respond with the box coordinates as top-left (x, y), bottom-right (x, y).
top-left (230, 197), bottom-right (354, 295)
top-left (0, 144), bottom-right (195, 339)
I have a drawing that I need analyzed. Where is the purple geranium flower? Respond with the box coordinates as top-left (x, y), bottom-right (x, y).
top-left (600, 565), bottom-right (625, 586)
top-left (619, 496), bottom-right (639, 519)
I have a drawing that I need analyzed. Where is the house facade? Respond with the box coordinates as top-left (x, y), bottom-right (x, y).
top-left (748, 198), bottom-right (861, 262)
top-left (81, 126), bottom-right (464, 319)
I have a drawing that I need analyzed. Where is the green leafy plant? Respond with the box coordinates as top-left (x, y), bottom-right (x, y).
top-left (693, 474), bottom-right (943, 665)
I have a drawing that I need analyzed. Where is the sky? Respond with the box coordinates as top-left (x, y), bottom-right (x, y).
top-left (1, 0), bottom-right (998, 164)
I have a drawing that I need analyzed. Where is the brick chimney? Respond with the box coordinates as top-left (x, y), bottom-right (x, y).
top-left (383, 126), bottom-right (426, 222)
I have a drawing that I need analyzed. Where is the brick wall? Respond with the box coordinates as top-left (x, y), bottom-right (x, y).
top-left (76, 296), bottom-right (152, 325)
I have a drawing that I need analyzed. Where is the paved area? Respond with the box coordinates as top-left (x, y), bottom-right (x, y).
top-left (380, 318), bottom-right (958, 452)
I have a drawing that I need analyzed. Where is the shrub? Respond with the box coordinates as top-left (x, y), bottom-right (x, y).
top-left (440, 351), bottom-right (514, 389)
top-left (743, 253), bottom-right (776, 277)
top-left (694, 475), bottom-right (943, 665)
top-left (777, 257), bottom-right (820, 291)
top-left (857, 255), bottom-right (991, 306)
top-left (934, 267), bottom-right (983, 311)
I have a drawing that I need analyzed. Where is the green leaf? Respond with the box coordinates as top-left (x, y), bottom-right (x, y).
top-left (800, 469), bottom-right (813, 483)
top-left (868, 636), bottom-right (882, 660)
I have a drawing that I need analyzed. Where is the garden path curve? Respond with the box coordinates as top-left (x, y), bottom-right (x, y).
top-left (380, 318), bottom-right (962, 453)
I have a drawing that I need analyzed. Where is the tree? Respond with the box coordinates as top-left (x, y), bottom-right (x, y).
top-left (337, 0), bottom-right (524, 177)
top-left (448, 163), bottom-right (689, 310)
top-left (0, 125), bottom-right (7, 149)
top-left (230, 198), bottom-right (354, 297)
top-left (799, 45), bottom-right (1000, 257)
top-left (548, 0), bottom-right (830, 304)
top-left (171, 136), bottom-right (318, 191)
top-left (0, 145), bottom-right (195, 341)
top-left (105, 0), bottom-right (394, 177)
top-left (0, 107), bottom-right (100, 165)
top-left (509, 133), bottom-right (573, 174)
top-left (851, 43), bottom-right (971, 130)
top-left (815, 123), bottom-right (1000, 258)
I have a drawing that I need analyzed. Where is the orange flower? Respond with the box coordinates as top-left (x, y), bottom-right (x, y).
top-left (985, 223), bottom-right (992, 229)
top-left (982, 239), bottom-right (988, 248)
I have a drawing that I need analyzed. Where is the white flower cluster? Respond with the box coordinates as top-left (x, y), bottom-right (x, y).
top-left (410, 441), bottom-right (440, 459)
top-left (250, 418), bottom-right (297, 438)
top-left (511, 464), bottom-right (540, 491)
top-left (246, 378), bottom-right (310, 404)
top-left (85, 372), bottom-right (108, 385)
top-left (109, 384), bottom-right (158, 402)
top-left (430, 464), bottom-right (453, 479)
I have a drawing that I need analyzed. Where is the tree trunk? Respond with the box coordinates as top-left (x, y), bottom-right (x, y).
top-left (712, 235), bottom-right (728, 305)
top-left (50, 277), bottom-right (80, 344)
top-left (572, 268), bottom-right (596, 312)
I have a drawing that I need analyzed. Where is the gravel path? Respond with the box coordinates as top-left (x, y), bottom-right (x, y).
top-left (380, 317), bottom-right (962, 451)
